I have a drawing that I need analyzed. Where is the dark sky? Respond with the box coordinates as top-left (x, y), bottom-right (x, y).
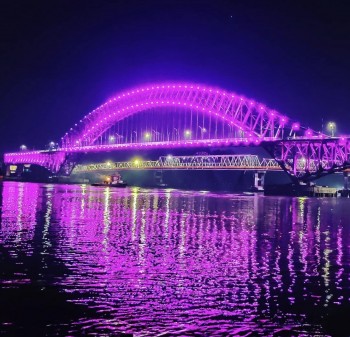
top-left (1, 0), bottom-right (350, 154)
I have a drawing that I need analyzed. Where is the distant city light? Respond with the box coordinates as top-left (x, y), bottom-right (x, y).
top-left (109, 135), bottom-right (116, 143)
top-left (20, 145), bottom-right (27, 151)
top-left (144, 132), bottom-right (151, 140)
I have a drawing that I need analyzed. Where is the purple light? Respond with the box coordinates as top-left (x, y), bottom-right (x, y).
top-left (292, 122), bottom-right (300, 131)
top-left (304, 129), bottom-right (313, 137)
top-left (59, 82), bottom-right (296, 148)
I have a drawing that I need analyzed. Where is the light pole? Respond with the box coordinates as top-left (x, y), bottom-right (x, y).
top-left (132, 131), bottom-right (138, 143)
top-left (198, 126), bottom-right (207, 139)
top-left (173, 128), bottom-right (178, 141)
top-left (327, 122), bottom-right (336, 137)
top-left (184, 129), bottom-right (192, 139)
top-left (115, 133), bottom-right (123, 144)
top-left (144, 131), bottom-right (151, 141)
top-left (152, 129), bottom-right (160, 142)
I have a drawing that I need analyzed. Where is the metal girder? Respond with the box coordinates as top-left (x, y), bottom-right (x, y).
top-left (61, 82), bottom-right (297, 148)
top-left (3, 151), bottom-right (67, 174)
top-left (264, 138), bottom-right (350, 182)
top-left (72, 154), bottom-right (281, 173)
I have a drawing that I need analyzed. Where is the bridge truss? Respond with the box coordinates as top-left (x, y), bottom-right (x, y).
top-left (266, 138), bottom-right (350, 181)
top-left (73, 155), bottom-right (282, 173)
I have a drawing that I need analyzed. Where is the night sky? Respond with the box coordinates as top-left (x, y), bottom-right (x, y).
top-left (1, 0), bottom-right (350, 155)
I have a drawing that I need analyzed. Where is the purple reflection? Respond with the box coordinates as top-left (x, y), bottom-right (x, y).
top-left (1, 183), bottom-right (350, 336)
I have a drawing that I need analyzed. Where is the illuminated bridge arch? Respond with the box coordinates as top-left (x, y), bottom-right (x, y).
top-left (9, 81), bottom-right (345, 182)
top-left (61, 82), bottom-right (295, 148)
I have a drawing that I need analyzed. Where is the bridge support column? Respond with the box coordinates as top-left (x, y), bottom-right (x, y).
top-left (253, 171), bottom-right (266, 192)
top-left (154, 170), bottom-right (167, 187)
top-left (344, 171), bottom-right (350, 190)
top-left (5, 164), bottom-right (23, 177)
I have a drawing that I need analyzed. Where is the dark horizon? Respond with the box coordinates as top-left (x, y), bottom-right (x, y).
top-left (1, 0), bottom-right (350, 154)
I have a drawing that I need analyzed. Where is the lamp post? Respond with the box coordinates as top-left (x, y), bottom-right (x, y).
top-left (184, 129), bottom-right (192, 139)
top-left (132, 131), bottom-right (138, 143)
top-left (198, 126), bottom-right (207, 139)
top-left (327, 122), bottom-right (336, 137)
top-left (152, 129), bottom-right (160, 142)
top-left (173, 128), bottom-right (178, 141)
top-left (20, 145), bottom-right (27, 151)
top-left (115, 133), bottom-right (123, 144)
top-left (144, 131), bottom-right (151, 141)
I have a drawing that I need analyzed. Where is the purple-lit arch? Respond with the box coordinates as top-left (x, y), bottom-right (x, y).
top-left (7, 80), bottom-right (348, 181)
top-left (61, 82), bottom-right (291, 148)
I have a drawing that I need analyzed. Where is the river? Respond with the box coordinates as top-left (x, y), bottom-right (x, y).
top-left (0, 181), bottom-right (349, 336)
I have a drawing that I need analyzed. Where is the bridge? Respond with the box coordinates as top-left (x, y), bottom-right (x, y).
top-left (73, 154), bottom-right (282, 172)
top-left (4, 81), bottom-right (350, 183)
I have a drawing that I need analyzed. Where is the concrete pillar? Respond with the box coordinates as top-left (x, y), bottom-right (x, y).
top-left (154, 170), bottom-right (166, 187)
top-left (5, 165), bottom-right (11, 177)
top-left (5, 164), bottom-right (22, 177)
top-left (344, 171), bottom-right (350, 190)
top-left (254, 171), bottom-right (266, 191)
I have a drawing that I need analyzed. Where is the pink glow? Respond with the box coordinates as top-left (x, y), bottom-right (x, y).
top-left (59, 82), bottom-right (298, 148)
top-left (305, 129), bottom-right (313, 137)
top-left (291, 122), bottom-right (300, 131)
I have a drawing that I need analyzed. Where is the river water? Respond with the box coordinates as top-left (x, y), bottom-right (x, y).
top-left (0, 181), bottom-right (349, 336)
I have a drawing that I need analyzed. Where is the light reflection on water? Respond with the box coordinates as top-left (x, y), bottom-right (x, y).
top-left (1, 181), bottom-right (350, 336)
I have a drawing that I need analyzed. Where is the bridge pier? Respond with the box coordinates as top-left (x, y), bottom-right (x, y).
top-left (154, 170), bottom-right (167, 187)
top-left (339, 171), bottom-right (350, 197)
top-left (344, 171), bottom-right (350, 190)
top-left (253, 171), bottom-right (266, 192)
top-left (5, 164), bottom-right (24, 177)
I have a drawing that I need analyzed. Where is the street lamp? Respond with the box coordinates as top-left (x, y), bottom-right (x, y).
top-left (115, 133), bottom-right (123, 143)
top-left (173, 128), bottom-right (178, 141)
top-left (48, 141), bottom-right (56, 150)
top-left (144, 132), bottom-right (151, 141)
top-left (20, 144), bottom-right (27, 151)
top-left (152, 129), bottom-right (160, 141)
top-left (109, 135), bottom-right (116, 143)
top-left (327, 122), bottom-right (336, 137)
top-left (198, 126), bottom-right (207, 139)
top-left (132, 131), bottom-right (138, 143)
top-left (184, 129), bottom-right (192, 138)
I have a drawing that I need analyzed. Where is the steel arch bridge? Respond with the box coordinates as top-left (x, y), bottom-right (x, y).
top-left (4, 81), bottom-right (350, 182)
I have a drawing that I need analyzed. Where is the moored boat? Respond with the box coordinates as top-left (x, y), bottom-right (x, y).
top-left (91, 173), bottom-right (127, 188)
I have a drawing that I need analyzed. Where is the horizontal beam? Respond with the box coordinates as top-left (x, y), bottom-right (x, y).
top-left (73, 154), bottom-right (282, 173)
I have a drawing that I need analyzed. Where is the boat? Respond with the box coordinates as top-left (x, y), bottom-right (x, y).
top-left (243, 191), bottom-right (255, 196)
top-left (91, 173), bottom-right (127, 188)
top-left (156, 182), bottom-right (168, 188)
